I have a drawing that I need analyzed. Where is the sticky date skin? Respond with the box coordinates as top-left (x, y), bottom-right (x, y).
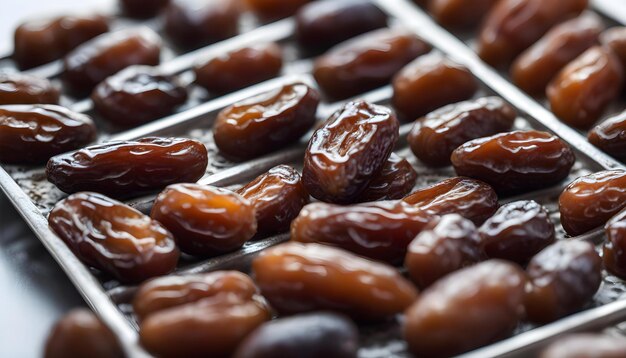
top-left (48, 192), bottom-right (179, 283)
top-left (540, 334), bottom-right (626, 358)
top-left (0, 105), bottom-right (96, 165)
top-left (302, 100), bottom-right (399, 204)
top-left (356, 153), bottom-right (417, 202)
top-left (408, 96), bottom-right (516, 167)
top-left (589, 110), bottom-right (626, 162)
top-left (46, 137), bottom-right (208, 198)
top-left (0, 72), bottom-right (59, 105)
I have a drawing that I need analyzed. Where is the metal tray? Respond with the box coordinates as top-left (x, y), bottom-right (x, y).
top-left (1, 0), bottom-right (626, 357)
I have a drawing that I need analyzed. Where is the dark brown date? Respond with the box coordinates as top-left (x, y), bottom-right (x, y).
top-left (429, 0), bottom-right (499, 30)
top-left (559, 169), bottom-right (626, 236)
top-left (0, 72), bottom-right (59, 105)
top-left (121, 0), bottom-right (169, 18)
top-left (601, 27), bottom-right (626, 71)
top-left (291, 200), bottom-right (431, 264)
top-left (0, 104), bottom-right (96, 165)
top-left (314, 29), bottom-right (431, 99)
top-left (408, 96), bottom-right (516, 167)
top-left (252, 242), bottom-right (418, 320)
top-left (589, 110), bottom-right (626, 162)
top-left (539, 334), bottom-right (626, 358)
top-left (356, 153), bottom-right (417, 202)
top-left (245, 0), bottom-right (311, 21)
top-left (405, 214), bottom-right (483, 288)
top-left (547, 46), bottom-right (623, 129)
top-left (451, 130), bottom-right (575, 195)
top-left (404, 260), bottom-right (526, 357)
top-left (151, 184), bottom-right (257, 256)
top-left (479, 200), bottom-right (555, 264)
top-left (525, 240), bottom-right (602, 323)
top-left (63, 28), bottom-right (161, 95)
top-left (234, 312), bottom-right (359, 358)
top-left (403, 177), bottom-right (499, 225)
top-left (194, 43), bottom-right (282, 94)
top-left (604, 209), bottom-right (626, 279)
top-left (214, 83), bottom-right (319, 161)
top-left (14, 14), bottom-right (109, 69)
top-left (392, 52), bottom-right (478, 121)
top-left (91, 66), bottom-right (187, 127)
top-left (477, 0), bottom-right (589, 67)
top-left (48, 192), bottom-right (179, 282)
top-left (46, 137), bottom-right (208, 198)
top-left (44, 309), bottom-right (124, 358)
top-left (302, 100), bottom-right (399, 204)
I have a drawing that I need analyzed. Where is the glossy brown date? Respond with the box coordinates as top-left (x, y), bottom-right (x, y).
top-left (246, 0), bottom-right (311, 21)
top-left (291, 200), bottom-right (431, 264)
top-left (547, 46), bottom-right (623, 129)
top-left (405, 214), bottom-right (483, 289)
top-left (403, 177), bottom-right (499, 225)
top-left (404, 260), bottom-right (526, 357)
top-left (356, 153), bottom-right (417, 202)
top-left (601, 27), bottom-right (626, 71)
top-left (46, 137), bottom-right (208, 198)
top-left (0, 104), bottom-right (96, 165)
top-left (477, 0), bottom-right (589, 67)
top-left (151, 184), bottom-right (257, 256)
top-left (302, 100), bottom-right (399, 204)
top-left (451, 130), bottom-right (575, 195)
top-left (539, 334), bottom-right (626, 358)
top-left (63, 28), bottom-right (161, 95)
top-left (589, 110), bottom-right (626, 162)
top-left (604, 210), bottom-right (626, 279)
top-left (48, 192), bottom-right (179, 282)
top-left (429, 0), bottom-right (499, 30)
top-left (252, 242), bottom-right (418, 320)
top-left (121, 0), bottom-right (169, 18)
top-left (525, 240), bottom-right (602, 323)
top-left (408, 96), bottom-right (516, 167)
top-left (0, 72), bottom-right (59, 105)
top-left (194, 43), bottom-right (282, 94)
top-left (314, 29), bottom-right (431, 99)
top-left (559, 169), bottom-right (626, 236)
top-left (214, 83), bottom-right (319, 161)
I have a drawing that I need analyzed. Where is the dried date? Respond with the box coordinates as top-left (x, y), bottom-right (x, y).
top-left (246, 0), bottom-right (311, 21)
top-left (0, 72), bottom-right (59, 105)
top-left (429, 0), bottom-right (499, 30)
top-left (589, 110), bottom-right (626, 162)
top-left (121, 0), bottom-right (169, 18)
top-left (604, 209), bottom-right (626, 279)
top-left (601, 27), bottom-right (626, 71)
top-left (356, 153), bottom-right (417, 202)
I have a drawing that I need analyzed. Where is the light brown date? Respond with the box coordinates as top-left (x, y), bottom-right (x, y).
top-left (589, 110), bottom-right (626, 162)
top-left (0, 72), bottom-right (59, 105)
top-left (429, 0), bottom-right (499, 30)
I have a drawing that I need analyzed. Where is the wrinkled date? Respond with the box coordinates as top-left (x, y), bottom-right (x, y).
top-left (151, 184), bottom-right (257, 256)
top-left (46, 137), bottom-right (208, 198)
top-left (604, 210), bottom-right (626, 279)
top-left (302, 100), bottom-right (399, 204)
top-left (589, 110), bottom-right (626, 162)
top-left (429, 0), bottom-right (499, 30)
top-left (539, 334), bottom-right (626, 358)
top-left (356, 153), bottom-right (417, 202)
top-left (451, 130), bottom-right (575, 195)
top-left (0, 104), bottom-right (96, 165)
top-left (601, 27), bottom-right (626, 71)
top-left (559, 169), bottom-right (626, 236)
top-left (291, 200), bottom-right (431, 264)
top-left (63, 28), bottom-right (161, 94)
top-left (48, 192), bottom-right (179, 282)
top-left (252, 242), bottom-right (418, 320)
top-left (404, 260), bottom-right (526, 357)
top-left (525, 241), bottom-right (602, 323)
top-left (0, 72), bottom-right (59, 105)
top-left (214, 83), bottom-right (319, 161)
top-left (314, 29), bottom-right (431, 99)
top-left (408, 96), bottom-right (516, 167)
top-left (246, 0), bottom-right (311, 21)
top-left (403, 177), bottom-right (499, 225)
top-left (121, 0), bottom-right (169, 18)
top-left (479, 200), bottom-right (555, 264)
top-left (405, 214), bottom-right (483, 289)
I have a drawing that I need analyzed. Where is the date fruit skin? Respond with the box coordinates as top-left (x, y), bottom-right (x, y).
top-left (429, 0), bottom-right (499, 30)
top-left (237, 165), bottom-right (309, 236)
top-left (253, 242), bottom-right (418, 320)
top-left (589, 110), bottom-right (626, 162)
top-left (44, 309), bottom-right (125, 358)
top-left (291, 200), bottom-right (431, 264)
top-left (121, 0), bottom-right (169, 18)
top-left (356, 153), bottom-right (417, 202)
top-left (0, 72), bottom-right (59, 105)
top-left (48, 192), bottom-right (179, 282)
top-left (601, 27), bottom-right (626, 71)
top-left (403, 177), bottom-right (498, 225)
top-left (92, 66), bottom-right (187, 127)
top-left (479, 200), bottom-right (555, 264)
top-left (477, 0), bottom-right (588, 67)
top-left (0, 104), bottom-right (96, 165)
top-left (46, 137), bottom-right (208, 198)
top-left (314, 29), bottom-right (431, 100)
top-left (63, 27), bottom-right (161, 95)
top-left (214, 83), bottom-right (319, 161)
top-left (451, 130), bottom-right (575, 195)
top-left (404, 260), bottom-right (526, 357)
top-left (295, 0), bottom-right (388, 51)
top-left (604, 210), bottom-right (626, 279)
top-left (302, 100), bottom-right (399, 204)
top-left (408, 96), bottom-right (516, 167)
top-left (246, 0), bottom-right (311, 21)
top-left (559, 169), bottom-right (626, 236)
top-left (547, 46), bottom-right (623, 129)
top-left (194, 43), bottom-right (282, 94)
top-left (405, 214), bottom-right (483, 289)
top-left (539, 334), bottom-right (626, 358)
top-left (14, 14), bottom-right (109, 70)
top-left (234, 312), bottom-right (359, 358)
top-left (151, 184), bottom-right (257, 256)
top-left (525, 240), bottom-right (602, 323)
